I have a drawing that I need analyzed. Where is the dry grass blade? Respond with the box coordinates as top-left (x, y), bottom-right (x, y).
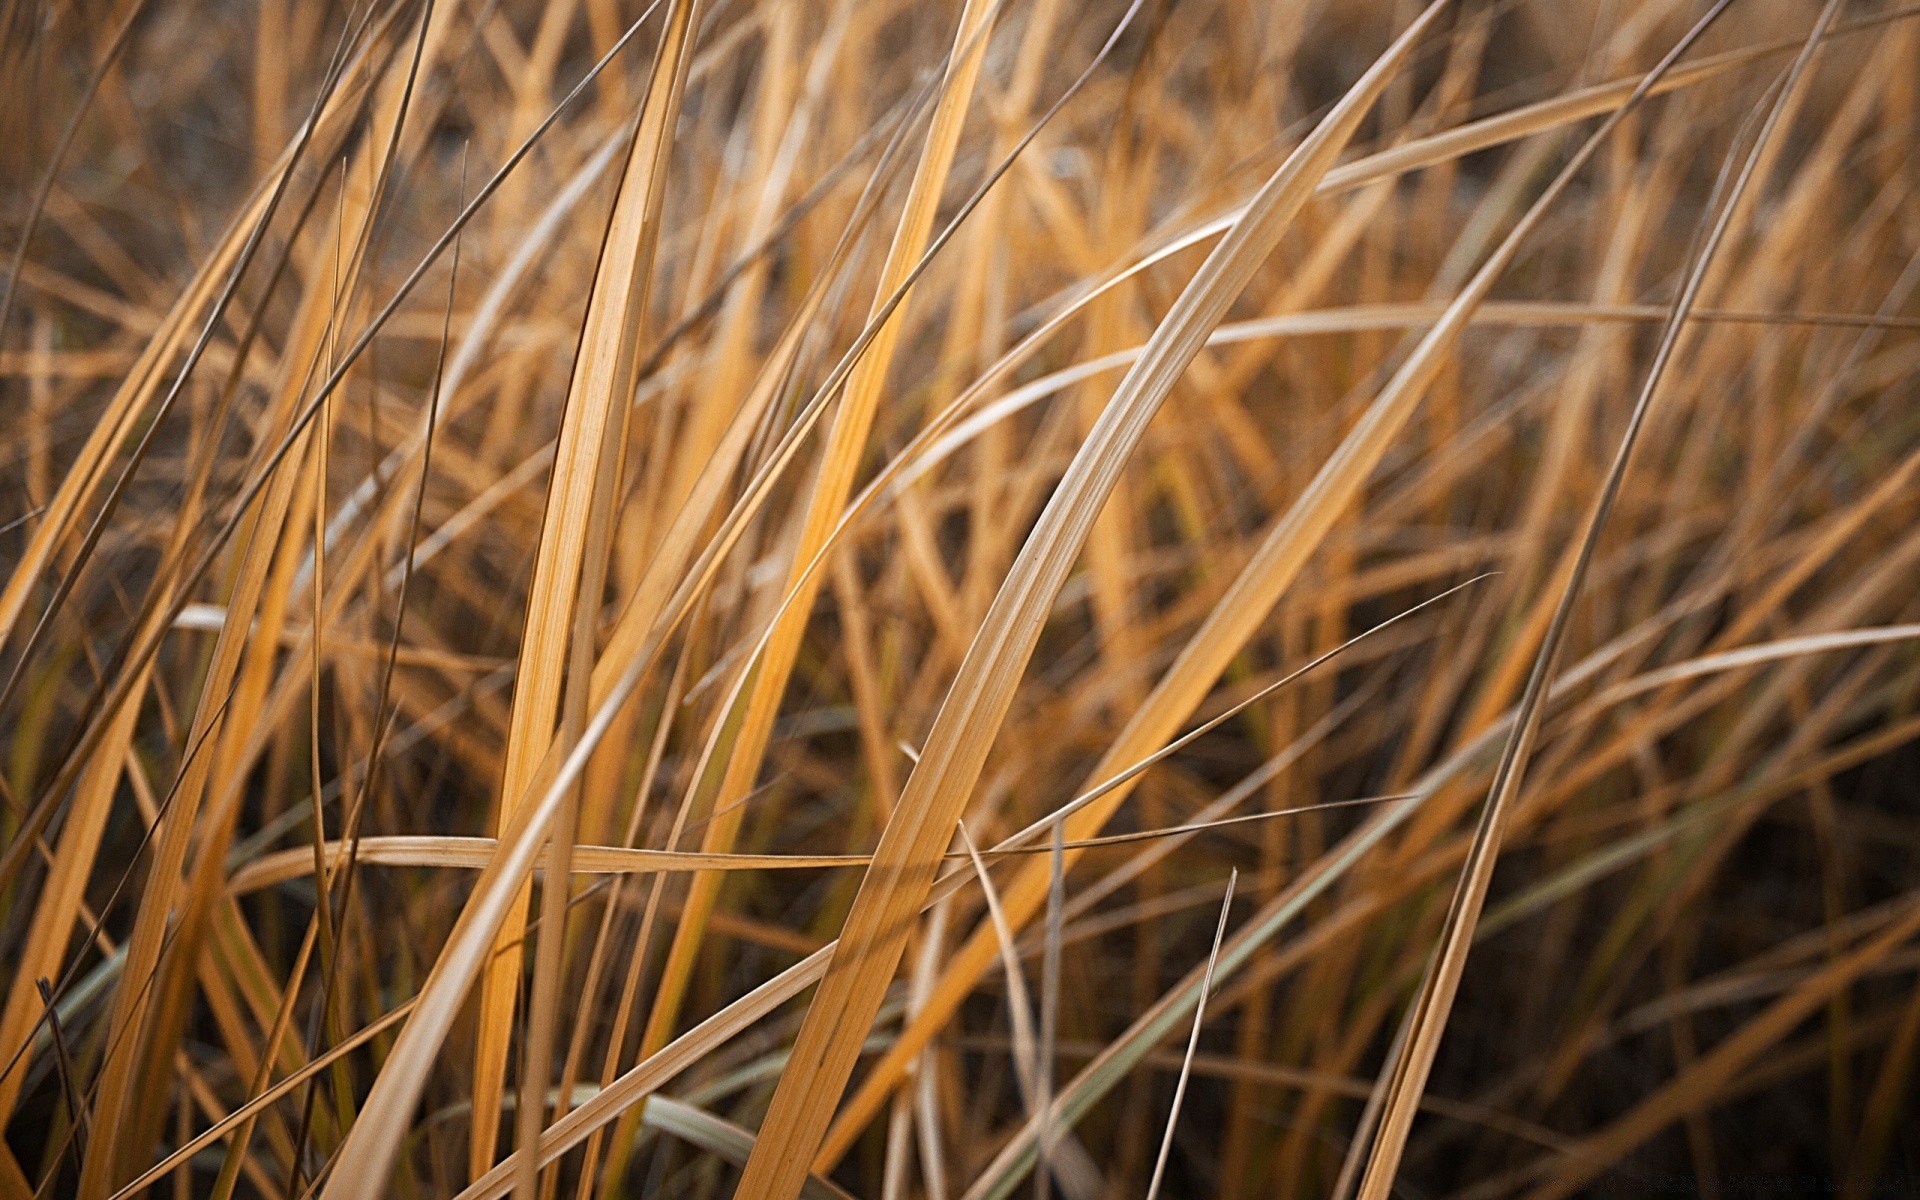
top-left (959, 825), bottom-right (1042, 1108)
top-left (640, 0), bottom-right (1005, 1059)
top-left (0, 663), bottom-right (148, 1127)
top-left (1034, 821), bottom-right (1064, 1200)
top-left (106, 1001), bottom-right (416, 1200)
top-left (453, 947), bottom-right (835, 1200)
top-left (1352, 6), bottom-right (1838, 1197)
top-left (819, 604), bottom-right (1468, 1153)
top-left (946, 606), bottom-right (1737, 1200)
top-left (955, 827), bottom-right (1101, 1200)
top-left (307, 4), bottom-right (706, 1190)
top-left (736, 7), bottom-right (1451, 1196)
top-left (229, 803), bottom-right (1413, 895)
top-left (9, 2), bottom-right (1920, 1197)
top-left (822, 1), bottom-right (1744, 1146)
top-left (467, 0), bottom-right (701, 1179)
top-left (1143, 870), bottom-right (1235, 1200)
top-left (5, 21), bottom-right (448, 1183)
top-left (638, 1096), bottom-right (858, 1200)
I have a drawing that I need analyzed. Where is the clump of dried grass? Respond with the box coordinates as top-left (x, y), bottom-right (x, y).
top-left (3, 1), bottom-right (1920, 1198)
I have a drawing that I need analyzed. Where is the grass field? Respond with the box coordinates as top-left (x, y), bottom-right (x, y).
top-left (3, 0), bottom-right (1920, 1196)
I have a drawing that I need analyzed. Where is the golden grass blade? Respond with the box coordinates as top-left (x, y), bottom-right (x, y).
top-left (945, 594), bottom-right (1722, 1199)
top-left (0, 1145), bottom-right (24, 1200)
top-left (1352, 7), bottom-right (1838, 1197)
top-left (232, 802), bottom-right (1427, 895)
top-left (827, 29), bottom-right (1751, 1143)
top-left (76, 419), bottom-right (329, 1198)
top-left (13, 3), bottom-right (1920, 1197)
top-left (912, 901), bottom-right (953, 1200)
top-left (0, 659), bottom-right (149, 1126)
top-left (467, 0), bottom-right (702, 1177)
top-left (230, 839), bottom-right (869, 895)
top-left (640, 0), bottom-right (1006, 1058)
top-left (2, 26), bottom-right (445, 1178)
top-left (417, 575), bottom-right (1846, 1200)
top-left (734, 8), bottom-right (1452, 1195)
top-left (823, 0), bottom-right (1793, 1159)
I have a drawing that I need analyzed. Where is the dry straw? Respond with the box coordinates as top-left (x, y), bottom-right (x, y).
top-left (3, 2), bottom-right (1920, 1199)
